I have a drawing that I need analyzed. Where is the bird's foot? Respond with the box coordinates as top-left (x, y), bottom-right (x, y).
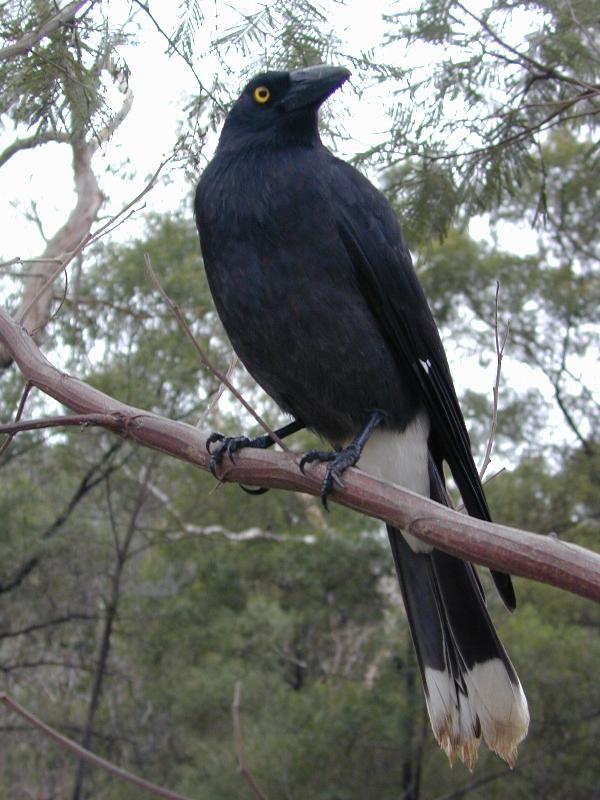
top-left (206, 420), bottom-right (304, 496)
top-left (298, 411), bottom-right (385, 510)
top-left (206, 432), bottom-right (271, 478)
top-left (299, 441), bottom-right (363, 510)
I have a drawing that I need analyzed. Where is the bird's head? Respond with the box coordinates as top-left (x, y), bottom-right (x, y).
top-left (218, 65), bottom-right (350, 151)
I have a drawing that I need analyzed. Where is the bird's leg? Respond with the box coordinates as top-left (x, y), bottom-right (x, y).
top-left (206, 419), bottom-right (304, 479)
top-left (299, 411), bottom-right (384, 509)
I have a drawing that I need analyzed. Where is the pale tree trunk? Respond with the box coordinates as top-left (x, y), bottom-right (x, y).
top-left (0, 65), bottom-right (133, 367)
top-left (0, 143), bottom-right (103, 367)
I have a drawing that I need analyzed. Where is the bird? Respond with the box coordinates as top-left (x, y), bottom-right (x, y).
top-left (194, 65), bottom-right (529, 769)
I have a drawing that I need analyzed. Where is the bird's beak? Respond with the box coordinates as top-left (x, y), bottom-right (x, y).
top-left (282, 65), bottom-right (350, 112)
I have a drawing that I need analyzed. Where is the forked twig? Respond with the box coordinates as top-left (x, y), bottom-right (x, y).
top-left (145, 253), bottom-right (290, 452)
top-left (232, 682), bottom-right (269, 800)
top-left (0, 693), bottom-right (194, 800)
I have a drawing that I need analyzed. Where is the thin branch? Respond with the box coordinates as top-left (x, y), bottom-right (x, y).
top-left (14, 156), bottom-right (173, 337)
top-left (0, 1), bottom-right (90, 61)
top-left (0, 381), bottom-right (34, 457)
top-left (0, 613), bottom-right (97, 640)
top-left (0, 412), bottom-right (121, 437)
top-left (72, 460), bottom-right (157, 799)
top-left (232, 682), bottom-right (269, 800)
top-left (0, 131), bottom-right (71, 169)
top-left (89, 61), bottom-right (134, 153)
top-left (454, 1), bottom-right (598, 93)
top-left (0, 693), bottom-right (194, 800)
top-left (479, 282), bottom-right (509, 480)
top-left (131, 0), bottom-right (226, 112)
top-left (140, 475), bottom-right (316, 543)
top-left (145, 253), bottom-right (290, 451)
top-left (197, 352), bottom-right (239, 428)
top-left (0, 306), bottom-right (598, 601)
top-left (0, 441), bottom-right (123, 594)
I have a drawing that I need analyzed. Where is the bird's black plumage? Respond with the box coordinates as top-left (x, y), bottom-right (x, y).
top-left (195, 65), bottom-right (529, 768)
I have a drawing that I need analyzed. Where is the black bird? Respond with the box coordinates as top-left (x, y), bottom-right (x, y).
top-left (194, 65), bottom-right (529, 768)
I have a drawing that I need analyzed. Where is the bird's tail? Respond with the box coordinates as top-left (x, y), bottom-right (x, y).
top-left (387, 526), bottom-right (529, 769)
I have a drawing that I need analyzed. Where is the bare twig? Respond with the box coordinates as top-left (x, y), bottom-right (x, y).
top-left (0, 306), bottom-right (599, 601)
top-left (0, 614), bottom-right (97, 640)
top-left (232, 682), bottom-right (269, 800)
top-left (131, 0), bottom-right (226, 112)
top-left (0, 412), bottom-right (127, 437)
top-left (0, 693), bottom-right (193, 800)
top-left (12, 156), bottom-right (173, 343)
top-left (479, 282), bottom-right (509, 481)
top-left (454, 1), bottom-right (598, 93)
top-left (197, 353), bottom-right (239, 428)
top-left (0, 381), bottom-right (34, 457)
top-left (145, 253), bottom-right (290, 452)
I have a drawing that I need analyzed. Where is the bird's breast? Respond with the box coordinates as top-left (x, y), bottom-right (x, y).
top-left (195, 150), bottom-right (420, 440)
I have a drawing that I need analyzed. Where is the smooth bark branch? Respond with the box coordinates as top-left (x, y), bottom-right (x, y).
top-left (0, 131), bottom-right (71, 169)
top-left (0, 65), bottom-right (134, 367)
top-left (0, 307), bottom-right (599, 603)
top-left (0, 141), bottom-right (102, 367)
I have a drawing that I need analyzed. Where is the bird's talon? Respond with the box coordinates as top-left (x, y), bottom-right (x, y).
top-left (240, 484), bottom-right (269, 496)
top-left (332, 471), bottom-right (345, 489)
top-left (206, 432), bottom-right (224, 453)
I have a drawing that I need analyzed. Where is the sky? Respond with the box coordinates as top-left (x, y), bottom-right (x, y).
top-left (0, 0), bottom-right (588, 457)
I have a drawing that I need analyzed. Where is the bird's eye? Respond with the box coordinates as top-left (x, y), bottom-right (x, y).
top-left (253, 86), bottom-right (270, 104)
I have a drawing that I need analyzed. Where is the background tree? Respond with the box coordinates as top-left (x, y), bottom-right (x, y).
top-left (0, 1), bottom-right (599, 798)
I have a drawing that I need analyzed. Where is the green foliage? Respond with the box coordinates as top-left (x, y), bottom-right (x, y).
top-left (385, 158), bottom-right (459, 247)
top-left (383, 0), bottom-right (600, 227)
top-left (0, 1), bottom-right (127, 139)
top-left (1, 214), bottom-right (598, 798)
top-left (1, 3), bottom-right (599, 798)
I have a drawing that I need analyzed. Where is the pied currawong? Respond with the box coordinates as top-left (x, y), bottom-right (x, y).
top-left (194, 65), bottom-right (529, 769)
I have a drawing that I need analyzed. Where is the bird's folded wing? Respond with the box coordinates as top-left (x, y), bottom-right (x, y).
top-left (331, 161), bottom-right (515, 609)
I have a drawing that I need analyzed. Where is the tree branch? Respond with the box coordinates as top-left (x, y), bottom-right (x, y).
top-left (0, 131), bottom-right (71, 169)
top-left (232, 682), bottom-right (269, 800)
top-left (0, 613), bottom-right (97, 640)
top-left (146, 253), bottom-right (290, 451)
top-left (0, 52), bottom-right (136, 367)
top-left (0, 1), bottom-right (90, 62)
top-left (479, 281), bottom-right (508, 480)
top-left (0, 693), bottom-right (194, 800)
top-left (0, 306), bottom-right (598, 602)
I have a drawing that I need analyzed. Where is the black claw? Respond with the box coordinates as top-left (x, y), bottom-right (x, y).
top-left (299, 446), bottom-right (357, 509)
top-left (206, 432), bottom-right (225, 453)
top-left (299, 449), bottom-right (335, 474)
top-left (206, 421), bottom-right (303, 495)
top-left (206, 433), bottom-right (253, 477)
top-left (240, 484), bottom-right (270, 496)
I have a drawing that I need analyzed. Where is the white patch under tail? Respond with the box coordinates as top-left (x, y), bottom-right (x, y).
top-left (424, 659), bottom-right (530, 770)
top-left (356, 412), bottom-right (432, 553)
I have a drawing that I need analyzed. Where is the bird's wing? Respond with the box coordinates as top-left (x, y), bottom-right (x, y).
top-left (329, 158), bottom-right (515, 609)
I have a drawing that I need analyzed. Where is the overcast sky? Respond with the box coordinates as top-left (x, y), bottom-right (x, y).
top-left (0, 1), bottom-right (580, 456)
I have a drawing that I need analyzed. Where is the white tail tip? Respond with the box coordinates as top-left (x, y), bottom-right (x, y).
top-left (425, 659), bottom-right (529, 770)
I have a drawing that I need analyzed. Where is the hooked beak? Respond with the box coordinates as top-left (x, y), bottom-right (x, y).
top-left (282, 65), bottom-right (351, 112)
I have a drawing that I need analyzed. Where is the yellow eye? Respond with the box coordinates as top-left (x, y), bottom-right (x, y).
top-left (253, 85), bottom-right (270, 104)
